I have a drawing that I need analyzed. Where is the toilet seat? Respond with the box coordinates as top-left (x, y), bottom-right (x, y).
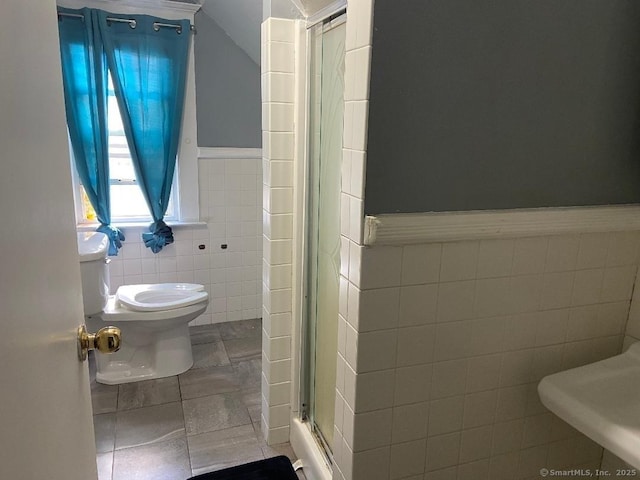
top-left (116, 283), bottom-right (208, 312)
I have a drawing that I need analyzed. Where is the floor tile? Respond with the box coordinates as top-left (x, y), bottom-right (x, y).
top-left (97, 451), bottom-right (113, 480)
top-left (89, 353), bottom-right (97, 382)
top-left (224, 336), bottom-right (262, 363)
top-left (218, 318), bottom-right (261, 340)
top-left (188, 424), bottom-right (264, 476)
top-left (117, 377), bottom-right (181, 411)
top-left (192, 341), bottom-right (231, 369)
top-left (115, 401), bottom-right (185, 450)
top-left (233, 358), bottom-right (262, 392)
top-left (241, 388), bottom-right (262, 407)
top-left (94, 413), bottom-right (116, 453)
top-left (183, 392), bottom-right (251, 436)
top-left (112, 437), bottom-right (191, 480)
top-left (247, 404), bottom-right (262, 425)
top-left (90, 319), bottom-right (304, 480)
top-left (92, 381), bottom-right (119, 415)
top-left (252, 418), bottom-right (264, 440)
top-left (262, 442), bottom-right (297, 463)
top-left (179, 365), bottom-right (241, 400)
top-left (190, 324), bottom-right (222, 345)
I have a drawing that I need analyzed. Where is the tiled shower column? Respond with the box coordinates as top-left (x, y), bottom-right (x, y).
top-left (332, 1), bottom-right (376, 479)
top-left (261, 17), bottom-right (296, 446)
top-left (333, 3), bottom-right (633, 480)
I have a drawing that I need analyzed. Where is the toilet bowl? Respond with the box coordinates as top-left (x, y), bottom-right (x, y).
top-left (77, 232), bottom-right (209, 385)
top-left (116, 283), bottom-right (208, 311)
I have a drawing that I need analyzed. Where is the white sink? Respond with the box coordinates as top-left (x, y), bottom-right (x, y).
top-left (538, 342), bottom-right (640, 469)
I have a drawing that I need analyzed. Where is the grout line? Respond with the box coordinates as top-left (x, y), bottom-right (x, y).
top-left (178, 379), bottom-right (194, 477)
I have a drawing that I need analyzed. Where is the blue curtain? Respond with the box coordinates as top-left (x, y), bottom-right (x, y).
top-left (98, 12), bottom-right (191, 253)
top-left (58, 8), bottom-right (125, 255)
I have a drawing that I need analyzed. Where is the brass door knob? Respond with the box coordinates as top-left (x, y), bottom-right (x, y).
top-left (77, 324), bottom-right (121, 361)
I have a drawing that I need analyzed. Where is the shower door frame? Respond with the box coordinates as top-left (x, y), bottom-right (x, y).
top-left (296, 9), bottom-right (347, 467)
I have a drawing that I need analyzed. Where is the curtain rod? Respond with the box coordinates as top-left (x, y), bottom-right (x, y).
top-left (57, 12), bottom-right (196, 34)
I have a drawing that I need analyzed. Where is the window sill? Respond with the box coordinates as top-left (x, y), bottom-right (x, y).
top-left (76, 220), bottom-right (207, 232)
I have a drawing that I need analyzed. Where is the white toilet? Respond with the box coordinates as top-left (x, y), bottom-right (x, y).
top-left (77, 232), bottom-right (209, 385)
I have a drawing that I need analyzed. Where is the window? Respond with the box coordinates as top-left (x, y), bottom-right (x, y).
top-left (67, 6), bottom-right (200, 228)
top-left (76, 74), bottom-right (177, 223)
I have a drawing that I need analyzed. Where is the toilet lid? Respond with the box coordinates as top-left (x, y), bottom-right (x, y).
top-left (116, 283), bottom-right (209, 312)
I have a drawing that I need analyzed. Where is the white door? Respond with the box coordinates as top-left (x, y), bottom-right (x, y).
top-left (0, 1), bottom-right (98, 479)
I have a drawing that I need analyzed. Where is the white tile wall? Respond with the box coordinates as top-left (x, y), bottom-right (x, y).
top-left (330, 2), bottom-right (640, 477)
top-left (261, 17), bottom-right (296, 446)
top-left (334, 14), bottom-right (640, 480)
top-left (337, 232), bottom-right (640, 480)
top-left (107, 151), bottom-right (262, 326)
top-left (263, 3), bottom-right (639, 479)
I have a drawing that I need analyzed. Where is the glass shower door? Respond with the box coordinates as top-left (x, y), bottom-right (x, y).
top-left (304, 16), bottom-right (346, 454)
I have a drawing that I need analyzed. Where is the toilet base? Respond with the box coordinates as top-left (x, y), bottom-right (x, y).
top-left (90, 320), bottom-right (194, 385)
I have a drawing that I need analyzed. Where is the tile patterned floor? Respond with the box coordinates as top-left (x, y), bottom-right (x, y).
top-left (90, 318), bottom-right (305, 480)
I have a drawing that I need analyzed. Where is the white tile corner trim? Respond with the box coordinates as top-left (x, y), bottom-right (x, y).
top-left (364, 205), bottom-right (640, 246)
top-left (198, 147), bottom-right (262, 159)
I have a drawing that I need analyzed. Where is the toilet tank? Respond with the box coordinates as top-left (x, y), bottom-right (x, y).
top-left (77, 232), bottom-right (110, 315)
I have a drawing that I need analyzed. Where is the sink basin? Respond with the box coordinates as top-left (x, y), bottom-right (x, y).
top-left (538, 342), bottom-right (640, 469)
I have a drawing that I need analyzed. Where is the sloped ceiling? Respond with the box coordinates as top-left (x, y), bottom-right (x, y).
top-left (271, 0), bottom-right (340, 17)
top-left (200, 0), bottom-right (262, 65)
top-left (297, 0), bottom-right (336, 16)
top-left (198, 0), bottom-right (338, 65)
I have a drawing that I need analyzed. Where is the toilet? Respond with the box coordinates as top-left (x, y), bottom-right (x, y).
top-left (77, 232), bottom-right (209, 385)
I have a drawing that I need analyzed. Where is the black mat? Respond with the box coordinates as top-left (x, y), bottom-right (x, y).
top-left (188, 456), bottom-right (298, 480)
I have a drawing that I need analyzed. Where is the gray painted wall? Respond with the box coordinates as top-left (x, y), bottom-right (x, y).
top-left (365, 0), bottom-right (640, 214)
top-left (194, 11), bottom-right (261, 147)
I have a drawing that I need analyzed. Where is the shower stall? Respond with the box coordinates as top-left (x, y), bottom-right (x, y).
top-left (300, 10), bottom-right (346, 467)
